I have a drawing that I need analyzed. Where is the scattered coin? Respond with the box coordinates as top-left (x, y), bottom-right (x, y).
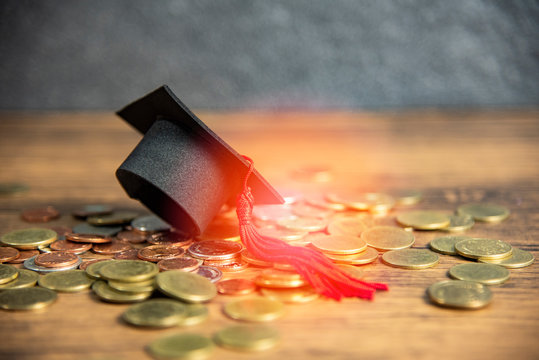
top-left (178, 303), bottom-right (209, 326)
top-left (260, 286), bottom-right (319, 304)
top-left (138, 245), bottom-right (185, 262)
top-left (255, 268), bottom-right (306, 288)
top-left (311, 234), bottom-right (368, 255)
top-left (241, 250), bottom-right (273, 267)
top-left (0, 287), bottom-right (57, 310)
top-left (448, 263), bottom-right (510, 285)
top-left (131, 215), bottom-right (171, 233)
top-left (397, 210), bottom-right (451, 230)
top-left (304, 195), bottom-right (347, 211)
top-left (0, 247), bottom-right (20, 263)
top-left (442, 214), bottom-right (475, 232)
top-left (80, 258), bottom-right (111, 272)
top-left (217, 278), bottom-right (257, 295)
top-left (429, 235), bottom-right (472, 255)
top-left (92, 241), bottom-right (133, 255)
top-left (72, 223), bottom-right (122, 237)
top-left (87, 211), bottom-right (139, 226)
top-left (427, 280), bottom-right (492, 309)
top-left (392, 189), bottom-right (423, 206)
top-left (214, 324), bottom-right (280, 351)
top-left (324, 247), bottom-right (379, 265)
top-left (455, 238), bottom-right (513, 260)
top-left (147, 333), bottom-right (214, 360)
top-left (0, 269), bottom-right (39, 290)
top-left (326, 217), bottom-right (369, 237)
top-left (277, 217), bottom-right (327, 232)
top-left (116, 230), bottom-right (148, 244)
top-left (1, 228), bottom-right (57, 250)
top-left (91, 281), bottom-right (152, 303)
top-left (108, 278), bottom-right (155, 293)
top-left (478, 248), bottom-right (535, 268)
top-left (256, 226), bottom-right (307, 242)
top-left (148, 231), bottom-right (192, 247)
top-left (7, 250), bottom-right (39, 264)
top-left (156, 270), bottom-right (217, 303)
top-left (457, 203), bottom-right (510, 223)
top-left (38, 270), bottom-right (94, 292)
top-left (382, 249), bottom-right (440, 269)
top-left (72, 204), bottom-right (113, 219)
top-left (50, 240), bottom-right (92, 254)
top-left (207, 259), bottom-right (249, 272)
top-left (0, 264), bottom-right (19, 284)
top-left (66, 232), bottom-right (113, 244)
top-left (114, 249), bottom-right (140, 260)
top-left (34, 251), bottom-right (79, 268)
top-left (188, 240), bottom-right (243, 260)
top-left (122, 299), bottom-right (187, 327)
top-left (21, 206), bottom-right (60, 222)
top-left (98, 260), bottom-right (159, 283)
top-left (224, 297), bottom-right (285, 322)
top-left (24, 255), bottom-right (82, 273)
top-left (157, 257), bottom-right (203, 272)
top-left (196, 266), bottom-right (223, 283)
top-left (361, 226), bottom-right (415, 251)
top-left (291, 202), bottom-right (334, 219)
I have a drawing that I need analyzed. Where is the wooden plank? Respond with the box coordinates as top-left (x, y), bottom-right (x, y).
top-left (0, 110), bottom-right (538, 360)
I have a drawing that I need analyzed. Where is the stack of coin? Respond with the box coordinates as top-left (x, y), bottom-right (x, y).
top-left (187, 240), bottom-right (246, 272)
top-left (24, 251), bottom-right (82, 273)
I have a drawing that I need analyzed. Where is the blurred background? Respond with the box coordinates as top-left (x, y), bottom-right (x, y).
top-left (0, 0), bottom-right (537, 110)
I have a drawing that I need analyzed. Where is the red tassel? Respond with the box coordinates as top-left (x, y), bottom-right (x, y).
top-left (236, 156), bottom-right (388, 300)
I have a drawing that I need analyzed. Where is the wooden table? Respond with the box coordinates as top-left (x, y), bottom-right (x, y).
top-left (0, 110), bottom-right (537, 360)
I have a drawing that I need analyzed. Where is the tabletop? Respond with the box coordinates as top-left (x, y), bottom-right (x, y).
top-left (0, 109), bottom-right (538, 360)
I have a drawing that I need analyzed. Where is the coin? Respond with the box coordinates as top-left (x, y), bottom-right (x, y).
top-left (397, 210), bottom-right (451, 230)
top-left (252, 204), bottom-right (295, 222)
top-left (478, 248), bottom-right (535, 268)
top-left (72, 204), bottom-right (113, 219)
top-left (178, 303), bottom-right (209, 326)
top-left (38, 270), bottom-right (94, 292)
top-left (382, 249), bottom-right (440, 269)
top-left (427, 280), bottom-right (492, 309)
top-left (217, 279), bottom-right (257, 295)
top-left (93, 241), bottom-right (133, 255)
top-left (147, 333), bottom-right (214, 360)
top-left (0, 247), bottom-right (20, 263)
top-left (156, 270), bottom-right (217, 303)
top-left (87, 211), bottom-right (139, 226)
top-left (429, 235), bottom-right (472, 255)
top-left (122, 299), bottom-right (187, 327)
top-left (49, 240), bottom-right (92, 254)
top-left (337, 264), bottom-right (365, 278)
top-left (291, 203), bottom-right (334, 219)
top-left (7, 249), bottom-right (39, 264)
top-left (108, 278), bottom-right (155, 293)
top-left (1, 228), bottom-right (57, 250)
top-left (0, 287), bottom-right (57, 310)
top-left (92, 281), bottom-right (152, 303)
top-left (188, 240), bottom-right (243, 260)
top-left (129, 215), bottom-right (171, 233)
top-left (448, 263), bottom-right (510, 285)
top-left (260, 286), bottom-right (319, 304)
top-left (99, 260), bottom-right (159, 283)
top-left (207, 259), bottom-right (249, 272)
top-left (241, 250), bottom-right (273, 267)
top-left (0, 264), bottom-right (19, 284)
top-left (72, 223), bottom-right (122, 237)
top-left (392, 189), bottom-right (423, 206)
top-left (224, 297), bottom-right (285, 322)
top-left (66, 232), bottom-right (113, 244)
top-left (255, 268), bottom-right (306, 288)
top-left (305, 195), bottom-right (347, 211)
top-left (441, 214), bottom-right (475, 232)
top-left (148, 231), bottom-right (192, 247)
top-left (157, 257), bottom-right (203, 272)
top-left (455, 238), bottom-right (513, 260)
top-left (114, 249), bottom-right (140, 260)
top-left (214, 324), bottom-right (280, 351)
top-left (34, 251), bottom-right (79, 268)
top-left (138, 245), bottom-right (185, 262)
top-left (0, 269), bottom-right (39, 290)
top-left (324, 247), bottom-right (379, 265)
top-left (21, 206), bottom-right (60, 222)
top-left (311, 234), bottom-right (368, 255)
top-left (80, 258), bottom-right (111, 272)
top-left (457, 203), bottom-right (510, 223)
top-left (256, 226), bottom-right (307, 242)
top-left (277, 217), bottom-right (327, 232)
top-left (196, 266), bottom-right (223, 283)
top-left (116, 230), bottom-right (148, 244)
top-left (327, 217), bottom-right (369, 237)
top-left (24, 255), bottom-right (82, 273)
top-left (361, 226), bottom-right (415, 251)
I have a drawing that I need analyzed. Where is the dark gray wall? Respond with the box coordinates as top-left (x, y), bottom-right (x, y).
top-left (1, 0), bottom-right (538, 110)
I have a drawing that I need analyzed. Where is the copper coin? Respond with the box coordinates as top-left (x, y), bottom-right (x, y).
top-left (116, 230), bottom-right (148, 244)
top-left (92, 241), bottom-right (132, 255)
top-left (187, 240), bottom-right (243, 260)
top-left (0, 247), bottom-right (20, 263)
top-left (65, 233), bottom-right (113, 244)
top-left (138, 245), bottom-right (185, 262)
top-left (48, 226), bottom-right (73, 237)
top-left (7, 249), bottom-right (39, 264)
top-left (217, 278), bottom-right (257, 295)
top-left (34, 251), bottom-right (79, 268)
top-left (212, 259), bottom-right (249, 272)
top-left (157, 257), bottom-right (203, 272)
top-left (148, 231), bottom-right (193, 247)
top-left (72, 204), bottom-right (113, 219)
top-left (114, 249), bottom-right (140, 260)
top-left (21, 206), bottom-right (61, 222)
top-left (50, 240), bottom-right (92, 254)
top-left (79, 258), bottom-right (109, 270)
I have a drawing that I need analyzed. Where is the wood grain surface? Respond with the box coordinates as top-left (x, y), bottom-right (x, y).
top-left (0, 110), bottom-right (538, 360)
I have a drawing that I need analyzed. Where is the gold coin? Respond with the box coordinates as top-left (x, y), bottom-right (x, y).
top-left (1, 228), bottom-right (57, 250)
top-left (429, 235), bottom-right (472, 255)
top-left (214, 325), bottom-right (280, 351)
top-left (156, 270), bottom-right (217, 303)
top-left (256, 226), bottom-right (307, 242)
top-left (122, 299), bottom-right (187, 327)
top-left (224, 297), bottom-right (284, 322)
top-left (38, 270), bottom-right (94, 292)
top-left (327, 217), bottom-right (369, 237)
top-left (448, 263), bottom-right (510, 285)
top-left (0, 269), bottom-right (39, 290)
top-left (427, 280), bottom-right (492, 309)
top-left (147, 333), bottom-right (214, 360)
top-left (336, 264), bottom-right (364, 278)
top-left (85, 259), bottom-right (116, 280)
top-left (0, 264), bottom-right (19, 284)
top-left (478, 248), bottom-right (535, 268)
top-left (92, 281), bottom-right (152, 303)
top-left (99, 260), bottom-right (159, 283)
top-left (255, 268), bottom-right (306, 288)
top-left (457, 203), bottom-right (510, 223)
top-left (108, 278), bottom-right (155, 293)
top-left (260, 286), bottom-right (319, 304)
top-left (324, 247), bottom-right (379, 265)
top-left (178, 303), bottom-right (209, 326)
top-left (361, 226), bottom-right (415, 251)
top-left (396, 211), bottom-right (451, 230)
top-left (0, 287), bottom-right (57, 310)
top-left (277, 217), bottom-right (327, 232)
top-left (455, 238), bottom-right (513, 260)
top-left (441, 214), bottom-right (475, 232)
top-left (310, 234), bottom-right (367, 255)
top-left (382, 249), bottom-right (439, 269)
top-left (392, 189), bottom-right (423, 206)
top-left (241, 250), bottom-right (273, 267)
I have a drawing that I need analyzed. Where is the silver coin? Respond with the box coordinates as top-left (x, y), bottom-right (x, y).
top-left (72, 223), bottom-right (122, 237)
top-left (131, 215), bottom-right (171, 233)
top-left (23, 256), bottom-right (82, 274)
top-left (196, 266), bottom-right (223, 283)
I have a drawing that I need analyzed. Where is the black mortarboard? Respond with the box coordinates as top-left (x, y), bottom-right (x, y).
top-left (116, 85), bottom-right (283, 236)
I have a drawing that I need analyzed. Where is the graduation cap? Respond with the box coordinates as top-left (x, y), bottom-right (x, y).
top-left (116, 85), bottom-right (283, 236)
